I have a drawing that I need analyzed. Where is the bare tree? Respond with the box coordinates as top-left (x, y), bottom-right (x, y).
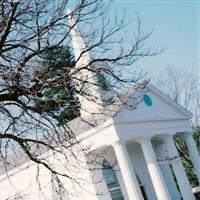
top-left (0, 0), bottom-right (158, 198)
top-left (155, 66), bottom-right (200, 187)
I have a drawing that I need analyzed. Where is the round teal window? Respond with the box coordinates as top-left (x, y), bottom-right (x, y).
top-left (143, 94), bottom-right (152, 107)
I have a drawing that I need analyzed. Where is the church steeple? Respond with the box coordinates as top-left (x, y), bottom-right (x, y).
top-left (67, 10), bottom-right (103, 117)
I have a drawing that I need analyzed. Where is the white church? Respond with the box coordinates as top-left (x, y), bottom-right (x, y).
top-left (0, 13), bottom-right (200, 200)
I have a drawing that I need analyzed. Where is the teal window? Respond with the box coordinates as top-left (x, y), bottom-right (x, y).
top-left (102, 159), bottom-right (124, 200)
top-left (143, 94), bottom-right (153, 107)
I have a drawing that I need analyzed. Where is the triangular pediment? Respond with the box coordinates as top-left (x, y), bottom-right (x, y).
top-left (113, 84), bottom-right (192, 123)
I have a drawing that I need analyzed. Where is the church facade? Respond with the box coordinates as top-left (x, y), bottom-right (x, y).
top-left (0, 12), bottom-right (200, 200)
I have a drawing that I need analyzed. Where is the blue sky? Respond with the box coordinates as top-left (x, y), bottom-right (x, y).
top-left (111, 0), bottom-right (199, 79)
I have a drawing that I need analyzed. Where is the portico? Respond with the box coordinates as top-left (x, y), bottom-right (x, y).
top-left (77, 83), bottom-right (200, 200)
top-left (91, 132), bottom-right (198, 200)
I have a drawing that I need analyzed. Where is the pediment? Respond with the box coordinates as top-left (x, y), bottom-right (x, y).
top-left (113, 84), bottom-right (192, 123)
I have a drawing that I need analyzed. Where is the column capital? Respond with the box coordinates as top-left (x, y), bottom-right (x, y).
top-left (182, 132), bottom-right (193, 138)
top-left (161, 134), bottom-right (174, 140)
top-left (137, 136), bottom-right (152, 145)
top-left (176, 132), bottom-right (193, 139)
top-left (112, 140), bottom-right (125, 147)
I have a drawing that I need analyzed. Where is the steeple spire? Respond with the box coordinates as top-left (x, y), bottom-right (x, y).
top-left (67, 10), bottom-right (102, 118)
top-left (67, 10), bottom-right (91, 63)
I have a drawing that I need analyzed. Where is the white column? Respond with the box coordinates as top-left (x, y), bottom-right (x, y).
top-left (183, 132), bottom-right (200, 184)
top-left (139, 137), bottom-right (172, 200)
top-left (112, 141), bottom-right (144, 200)
top-left (163, 135), bottom-right (195, 200)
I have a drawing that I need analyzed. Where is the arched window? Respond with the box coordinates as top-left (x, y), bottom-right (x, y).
top-left (102, 159), bottom-right (124, 200)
